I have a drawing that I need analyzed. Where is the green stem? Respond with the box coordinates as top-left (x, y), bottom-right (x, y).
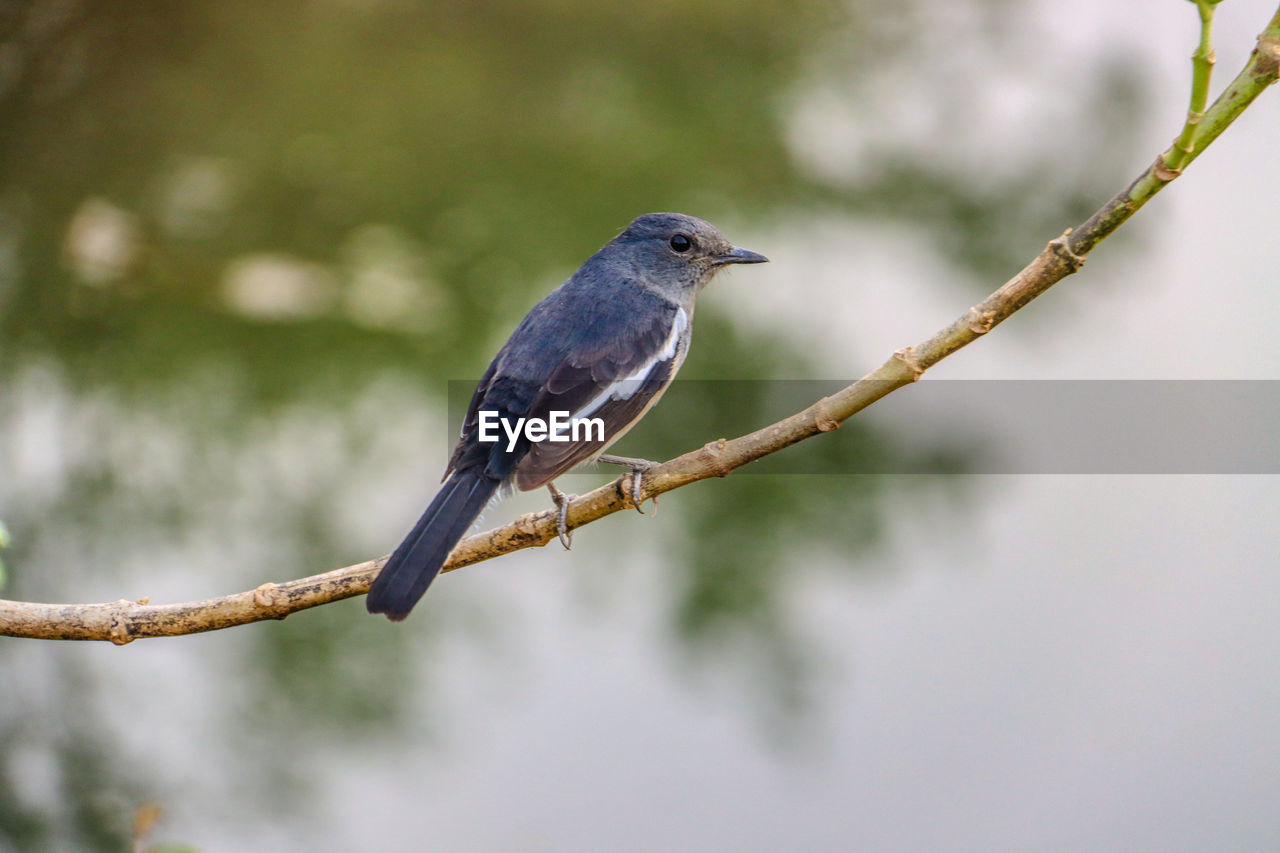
top-left (1167, 1), bottom-right (1219, 173)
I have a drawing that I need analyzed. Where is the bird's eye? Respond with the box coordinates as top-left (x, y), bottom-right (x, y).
top-left (669, 233), bottom-right (693, 253)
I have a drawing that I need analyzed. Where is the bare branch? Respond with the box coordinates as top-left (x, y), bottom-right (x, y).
top-left (2, 5), bottom-right (1278, 643)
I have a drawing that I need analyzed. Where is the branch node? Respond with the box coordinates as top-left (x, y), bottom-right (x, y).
top-left (1048, 232), bottom-right (1087, 271)
top-left (109, 602), bottom-right (134, 646)
top-left (966, 307), bottom-right (996, 335)
top-left (1153, 152), bottom-right (1183, 182)
top-left (892, 346), bottom-right (924, 380)
top-left (813, 398), bottom-right (841, 432)
top-left (253, 582), bottom-right (289, 618)
top-left (701, 438), bottom-right (733, 477)
top-left (515, 513), bottom-right (541, 537)
top-left (1256, 34), bottom-right (1280, 76)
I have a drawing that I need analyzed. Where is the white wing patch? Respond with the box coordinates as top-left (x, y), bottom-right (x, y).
top-left (560, 306), bottom-right (688, 431)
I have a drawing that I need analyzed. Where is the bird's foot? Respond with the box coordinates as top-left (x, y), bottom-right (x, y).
top-left (598, 454), bottom-right (660, 515)
top-left (546, 483), bottom-right (576, 550)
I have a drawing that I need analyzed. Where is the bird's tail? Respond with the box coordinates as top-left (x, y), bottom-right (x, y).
top-left (366, 469), bottom-right (500, 621)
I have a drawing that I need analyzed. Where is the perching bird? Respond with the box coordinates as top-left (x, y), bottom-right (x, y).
top-left (366, 213), bottom-right (768, 620)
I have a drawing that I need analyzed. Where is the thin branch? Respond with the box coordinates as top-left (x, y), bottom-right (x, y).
top-left (1167, 0), bottom-right (1219, 174)
top-left (2, 5), bottom-right (1278, 643)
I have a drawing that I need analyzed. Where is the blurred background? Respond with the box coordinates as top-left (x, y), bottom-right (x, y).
top-left (1, 0), bottom-right (1277, 849)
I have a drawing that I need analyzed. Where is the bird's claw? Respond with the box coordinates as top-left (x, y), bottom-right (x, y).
top-left (620, 461), bottom-right (658, 514)
top-left (597, 454), bottom-right (660, 514)
top-left (627, 468), bottom-right (657, 515)
top-left (547, 485), bottom-right (576, 550)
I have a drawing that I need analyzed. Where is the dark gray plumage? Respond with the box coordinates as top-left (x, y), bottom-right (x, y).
top-left (366, 212), bottom-right (768, 621)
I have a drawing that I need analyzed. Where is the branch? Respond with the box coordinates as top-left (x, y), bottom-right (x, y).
top-left (3, 6), bottom-right (1278, 643)
top-left (1167, 0), bottom-right (1220, 175)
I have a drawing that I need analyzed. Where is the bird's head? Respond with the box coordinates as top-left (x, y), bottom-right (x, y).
top-left (611, 212), bottom-right (768, 299)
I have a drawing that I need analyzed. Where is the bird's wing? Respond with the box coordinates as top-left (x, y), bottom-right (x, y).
top-left (511, 304), bottom-right (688, 490)
top-left (445, 358), bottom-right (499, 480)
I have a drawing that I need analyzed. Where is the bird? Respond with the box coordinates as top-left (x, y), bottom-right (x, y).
top-left (366, 212), bottom-right (768, 621)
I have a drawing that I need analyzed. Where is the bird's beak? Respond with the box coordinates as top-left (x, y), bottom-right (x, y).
top-left (714, 246), bottom-right (769, 265)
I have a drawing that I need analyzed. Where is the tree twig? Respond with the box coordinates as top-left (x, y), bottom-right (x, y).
top-left (3, 5), bottom-right (1278, 643)
top-left (1167, 0), bottom-right (1220, 175)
